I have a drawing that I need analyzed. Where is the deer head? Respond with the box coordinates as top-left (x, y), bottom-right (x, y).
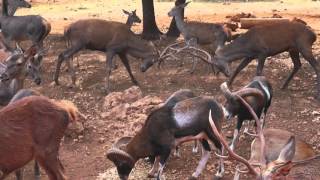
top-left (123, 9), bottom-right (141, 24)
top-left (220, 82), bottom-right (265, 120)
top-left (140, 41), bottom-right (159, 72)
top-left (168, 1), bottom-right (190, 17)
top-left (10, 0), bottom-right (31, 8)
top-left (0, 44), bottom-right (45, 85)
top-left (106, 136), bottom-right (135, 180)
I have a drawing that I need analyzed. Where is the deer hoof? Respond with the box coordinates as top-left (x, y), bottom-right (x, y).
top-left (314, 94), bottom-right (320, 101)
top-left (68, 84), bottom-right (75, 89)
top-left (35, 175), bottom-right (41, 180)
top-left (147, 172), bottom-right (157, 178)
top-left (54, 79), bottom-right (60, 86)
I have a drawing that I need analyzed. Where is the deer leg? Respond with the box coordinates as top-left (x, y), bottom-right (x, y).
top-left (157, 147), bottom-right (171, 180)
top-left (188, 39), bottom-right (199, 74)
top-left (206, 129), bottom-right (225, 179)
top-left (228, 57), bottom-right (252, 86)
top-left (190, 140), bottom-right (211, 179)
top-left (281, 50), bottom-right (301, 89)
top-left (215, 145), bottom-right (225, 178)
top-left (148, 156), bottom-right (160, 178)
top-left (54, 45), bottom-right (82, 85)
top-left (34, 161), bottom-right (41, 180)
top-left (173, 146), bottom-right (181, 158)
top-left (66, 57), bottom-right (76, 87)
top-left (15, 169), bottom-right (24, 180)
top-left (299, 46), bottom-right (320, 100)
top-left (105, 51), bottom-right (116, 93)
top-left (118, 53), bottom-right (138, 85)
top-left (256, 56), bottom-right (267, 76)
top-left (230, 119), bottom-right (244, 151)
top-left (192, 140), bottom-right (198, 154)
top-left (36, 155), bottom-right (66, 180)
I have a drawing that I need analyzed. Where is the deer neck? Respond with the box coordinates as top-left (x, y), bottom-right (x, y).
top-left (127, 35), bottom-right (155, 59)
top-left (7, 6), bottom-right (17, 16)
top-left (216, 41), bottom-right (250, 63)
top-left (126, 130), bottom-right (153, 161)
top-left (126, 18), bottom-right (133, 28)
top-left (9, 76), bottom-right (24, 95)
top-left (174, 13), bottom-right (186, 36)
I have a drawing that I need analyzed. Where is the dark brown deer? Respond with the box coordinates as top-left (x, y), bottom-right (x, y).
top-left (209, 93), bottom-right (320, 180)
top-left (0, 95), bottom-right (84, 180)
top-left (54, 19), bottom-right (159, 92)
top-left (107, 96), bottom-right (226, 180)
top-left (213, 21), bottom-right (320, 100)
top-left (0, 0), bottom-right (51, 49)
top-left (1, 0), bottom-right (31, 16)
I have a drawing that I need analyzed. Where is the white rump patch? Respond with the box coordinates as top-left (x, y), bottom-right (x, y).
top-left (174, 111), bottom-right (197, 128)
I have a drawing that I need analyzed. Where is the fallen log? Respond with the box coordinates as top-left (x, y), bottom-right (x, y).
top-left (240, 18), bottom-right (289, 29)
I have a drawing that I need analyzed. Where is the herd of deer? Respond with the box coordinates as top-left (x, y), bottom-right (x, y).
top-left (0, 0), bottom-right (319, 180)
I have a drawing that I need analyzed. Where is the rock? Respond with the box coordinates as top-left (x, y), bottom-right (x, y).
top-left (123, 86), bottom-right (143, 103)
top-left (103, 92), bottom-right (123, 109)
top-left (311, 110), bottom-right (320, 116)
top-left (65, 121), bottom-right (84, 138)
top-left (98, 137), bottom-right (105, 144)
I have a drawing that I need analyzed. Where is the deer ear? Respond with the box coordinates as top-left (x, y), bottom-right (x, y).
top-left (15, 43), bottom-right (23, 54)
top-left (16, 57), bottom-right (25, 65)
top-left (180, 1), bottom-right (191, 8)
top-left (276, 136), bottom-right (296, 163)
top-left (122, 9), bottom-right (130, 15)
top-left (133, 9), bottom-right (136, 14)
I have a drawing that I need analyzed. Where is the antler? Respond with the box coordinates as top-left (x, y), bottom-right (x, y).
top-left (209, 83), bottom-right (268, 177)
top-left (208, 109), bottom-right (259, 176)
top-left (235, 94), bottom-right (266, 166)
top-left (158, 41), bottom-right (213, 70)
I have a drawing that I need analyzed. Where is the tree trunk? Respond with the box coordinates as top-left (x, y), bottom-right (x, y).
top-left (141, 0), bottom-right (162, 40)
top-left (166, 0), bottom-right (186, 38)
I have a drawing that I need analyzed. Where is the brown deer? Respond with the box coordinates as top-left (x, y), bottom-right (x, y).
top-left (164, 2), bottom-right (230, 73)
top-left (54, 19), bottom-right (159, 92)
top-left (212, 21), bottom-right (320, 100)
top-left (0, 95), bottom-right (85, 180)
top-left (209, 90), bottom-right (320, 180)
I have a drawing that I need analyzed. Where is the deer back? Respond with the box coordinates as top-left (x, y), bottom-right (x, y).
top-left (287, 157), bottom-right (320, 180)
top-left (250, 128), bottom-right (315, 165)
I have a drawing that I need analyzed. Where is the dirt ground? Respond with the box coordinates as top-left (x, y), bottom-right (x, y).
top-left (6, 0), bottom-right (320, 179)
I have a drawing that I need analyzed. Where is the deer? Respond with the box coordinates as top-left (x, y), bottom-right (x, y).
top-left (220, 76), bottom-right (272, 150)
top-left (162, 89), bottom-right (200, 157)
top-left (0, 95), bottom-right (84, 180)
top-left (54, 19), bottom-right (159, 92)
top-left (7, 89), bottom-right (41, 180)
top-left (163, 2), bottom-right (231, 73)
top-left (0, 44), bottom-right (46, 106)
top-left (0, 0), bottom-right (31, 16)
top-left (212, 21), bottom-right (320, 100)
top-left (0, 0), bottom-right (51, 50)
top-left (107, 96), bottom-right (227, 180)
top-left (123, 9), bottom-right (141, 28)
top-left (102, 9), bottom-right (142, 70)
top-left (209, 89), bottom-right (320, 180)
